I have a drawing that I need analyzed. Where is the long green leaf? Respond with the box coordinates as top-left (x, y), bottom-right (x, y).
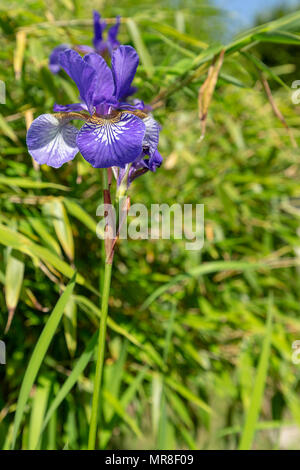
top-left (0, 224), bottom-right (96, 294)
top-left (239, 297), bottom-right (273, 450)
top-left (39, 333), bottom-right (97, 442)
top-left (127, 18), bottom-right (154, 77)
top-left (0, 176), bottom-right (68, 190)
top-left (11, 274), bottom-right (76, 448)
top-left (142, 260), bottom-right (265, 309)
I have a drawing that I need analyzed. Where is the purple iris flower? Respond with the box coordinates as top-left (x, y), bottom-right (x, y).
top-left (49, 11), bottom-right (120, 74)
top-left (27, 46), bottom-right (162, 173)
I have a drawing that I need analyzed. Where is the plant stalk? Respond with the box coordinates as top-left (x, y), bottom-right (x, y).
top-left (88, 169), bottom-right (113, 450)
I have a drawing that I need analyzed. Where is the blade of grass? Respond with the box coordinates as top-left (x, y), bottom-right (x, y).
top-left (0, 224), bottom-right (97, 294)
top-left (38, 333), bottom-right (97, 445)
top-left (4, 254), bottom-right (24, 332)
top-left (11, 274), bottom-right (76, 448)
top-left (126, 18), bottom-right (154, 77)
top-left (238, 296), bottom-right (274, 450)
top-left (141, 260), bottom-right (266, 309)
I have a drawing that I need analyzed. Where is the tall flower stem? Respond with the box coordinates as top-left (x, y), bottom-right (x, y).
top-left (88, 169), bottom-right (114, 450)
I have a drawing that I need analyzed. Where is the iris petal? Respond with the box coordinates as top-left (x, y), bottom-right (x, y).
top-left (76, 112), bottom-right (145, 168)
top-left (142, 115), bottom-right (161, 156)
top-left (58, 49), bottom-right (97, 113)
top-left (49, 44), bottom-right (70, 74)
top-left (26, 114), bottom-right (79, 168)
top-left (107, 16), bottom-right (120, 52)
top-left (111, 46), bottom-right (139, 100)
top-left (83, 53), bottom-right (114, 103)
top-left (146, 149), bottom-right (163, 171)
top-left (93, 10), bottom-right (106, 50)
top-left (53, 103), bottom-right (88, 112)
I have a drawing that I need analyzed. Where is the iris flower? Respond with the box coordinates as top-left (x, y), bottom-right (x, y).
top-left (49, 11), bottom-right (120, 74)
top-left (27, 45), bottom-right (162, 174)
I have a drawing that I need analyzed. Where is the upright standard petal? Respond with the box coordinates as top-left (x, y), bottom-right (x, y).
top-left (93, 11), bottom-right (106, 50)
top-left (26, 114), bottom-right (79, 168)
top-left (76, 112), bottom-right (146, 168)
top-left (107, 16), bottom-right (120, 52)
top-left (83, 53), bottom-right (114, 103)
top-left (111, 46), bottom-right (139, 101)
top-left (58, 49), bottom-right (97, 113)
top-left (49, 44), bottom-right (70, 74)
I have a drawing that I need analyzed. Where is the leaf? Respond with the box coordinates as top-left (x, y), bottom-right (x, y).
top-left (102, 389), bottom-right (142, 438)
top-left (29, 215), bottom-right (62, 256)
top-left (126, 19), bottom-right (154, 77)
top-left (63, 198), bottom-right (97, 233)
top-left (5, 254), bottom-right (24, 333)
top-left (152, 30), bottom-right (196, 58)
top-left (0, 224), bottom-right (96, 294)
top-left (241, 51), bottom-right (290, 92)
top-left (74, 295), bottom-right (143, 348)
top-left (239, 297), bottom-right (273, 450)
top-left (0, 176), bottom-right (68, 191)
top-left (253, 30), bottom-right (300, 45)
top-left (28, 376), bottom-right (51, 450)
top-left (166, 377), bottom-right (211, 414)
top-left (47, 200), bottom-right (74, 262)
top-left (198, 49), bottom-right (225, 139)
top-left (14, 30), bottom-right (27, 79)
top-left (151, 23), bottom-right (207, 48)
top-left (11, 274), bottom-right (76, 448)
top-left (141, 260), bottom-right (266, 310)
top-left (40, 333), bottom-right (97, 441)
top-left (63, 296), bottom-right (77, 357)
top-left (0, 115), bottom-right (19, 143)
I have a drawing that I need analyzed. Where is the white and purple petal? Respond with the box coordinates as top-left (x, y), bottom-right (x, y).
top-left (76, 112), bottom-right (145, 168)
top-left (26, 114), bottom-right (79, 168)
top-left (111, 46), bottom-right (139, 100)
top-left (142, 115), bottom-right (161, 156)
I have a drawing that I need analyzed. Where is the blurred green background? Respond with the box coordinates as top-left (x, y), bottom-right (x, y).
top-left (1, 0), bottom-right (300, 450)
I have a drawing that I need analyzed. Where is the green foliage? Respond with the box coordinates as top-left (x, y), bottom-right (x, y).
top-left (1, 0), bottom-right (300, 450)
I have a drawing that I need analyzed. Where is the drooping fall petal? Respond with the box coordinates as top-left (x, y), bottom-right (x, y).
top-left (26, 114), bottom-right (79, 168)
top-left (76, 112), bottom-right (145, 168)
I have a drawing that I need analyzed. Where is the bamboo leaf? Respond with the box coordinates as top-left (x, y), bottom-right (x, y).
top-left (141, 260), bottom-right (266, 309)
top-left (127, 19), bottom-right (154, 77)
top-left (28, 376), bottom-right (51, 450)
top-left (5, 254), bottom-right (24, 333)
top-left (40, 333), bottom-right (97, 441)
top-left (14, 30), bottom-right (27, 79)
top-left (166, 377), bottom-right (211, 414)
top-left (0, 176), bottom-right (68, 191)
top-left (63, 198), bottom-right (97, 233)
top-left (47, 200), bottom-right (74, 262)
top-left (63, 296), bottom-right (77, 357)
top-left (11, 274), bottom-right (76, 448)
top-left (239, 297), bottom-right (273, 450)
top-left (0, 224), bottom-right (96, 294)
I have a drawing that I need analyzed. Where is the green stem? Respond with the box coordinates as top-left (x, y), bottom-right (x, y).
top-left (88, 170), bottom-right (113, 450)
